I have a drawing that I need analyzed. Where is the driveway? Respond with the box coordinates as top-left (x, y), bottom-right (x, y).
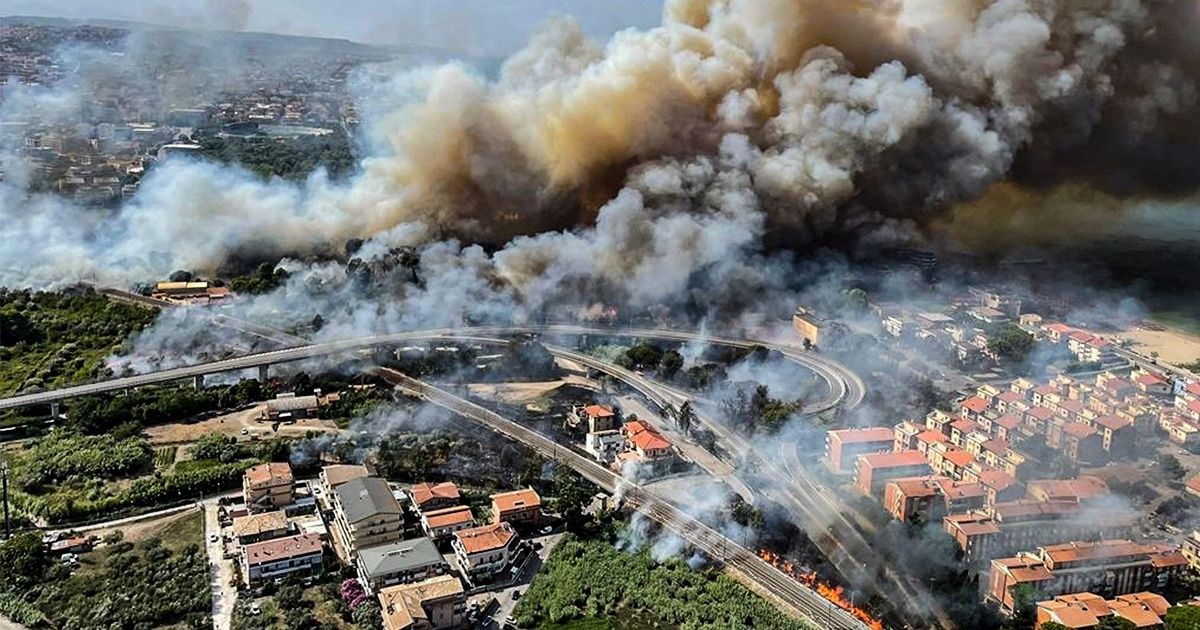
top-left (205, 501), bottom-right (237, 630)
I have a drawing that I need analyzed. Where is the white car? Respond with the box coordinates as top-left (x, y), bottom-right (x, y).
top-left (208, 533), bottom-right (219, 543)
top-left (248, 603), bottom-right (262, 616)
top-left (539, 526), bottom-right (553, 535)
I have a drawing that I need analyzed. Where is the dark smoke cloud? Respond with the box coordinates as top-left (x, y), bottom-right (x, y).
top-left (3, 0), bottom-right (1199, 312)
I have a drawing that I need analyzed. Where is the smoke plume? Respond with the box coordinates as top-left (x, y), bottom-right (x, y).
top-left (3, 0), bottom-right (1199, 307)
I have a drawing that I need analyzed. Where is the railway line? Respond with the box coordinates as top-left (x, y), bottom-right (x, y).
top-left (381, 368), bottom-right (872, 630)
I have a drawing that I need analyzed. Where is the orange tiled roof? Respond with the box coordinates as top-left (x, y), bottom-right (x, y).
top-left (454, 522), bottom-right (516, 555)
top-left (411, 482), bottom-right (460, 507)
top-left (961, 397), bottom-right (989, 413)
top-left (243, 533), bottom-right (322, 565)
top-left (491, 488), bottom-right (541, 514)
top-left (625, 420), bottom-right (671, 451)
top-left (245, 462), bottom-right (293, 487)
top-left (583, 404), bottom-right (614, 418)
top-left (423, 505), bottom-right (473, 529)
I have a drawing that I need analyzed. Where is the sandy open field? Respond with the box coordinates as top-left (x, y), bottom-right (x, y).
top-left (466, 375), bottom-right (599, 405)
top-left (1116, 322), bottom-right (1200, 366)
top-left (144, 403), bottom-right (340, 445)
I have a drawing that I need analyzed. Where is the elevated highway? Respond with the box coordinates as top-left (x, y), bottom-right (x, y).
top-left (0, 325), bottom-right (862, 413)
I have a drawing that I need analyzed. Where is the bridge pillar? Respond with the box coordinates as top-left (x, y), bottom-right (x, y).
top-left (50, 402), bottom-right (60, 421)
top-left (193, 375), bottom-right (204, 390)
top-left (258, 365), bottom-right (270, 383)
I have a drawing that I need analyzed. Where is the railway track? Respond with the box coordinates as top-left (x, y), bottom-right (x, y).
top-left (380, 368), bottom-right (872, 630)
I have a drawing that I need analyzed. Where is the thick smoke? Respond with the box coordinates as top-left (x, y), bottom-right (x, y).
top-left (4, 0), bottom-right (1199, 307)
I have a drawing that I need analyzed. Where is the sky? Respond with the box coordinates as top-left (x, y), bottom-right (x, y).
top-left (2, 0), bottom-right (666, 57)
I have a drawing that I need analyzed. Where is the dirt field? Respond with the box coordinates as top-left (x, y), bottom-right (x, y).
top-left (466, 375), bottom-right (599, 406)
top-left (143, 403), bottom-right (340, 445)
top-left (1116, 322), bottom-right (1200, 366)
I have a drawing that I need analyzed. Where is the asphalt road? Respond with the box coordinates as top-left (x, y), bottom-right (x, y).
top-left (0, 325), bottom-right (864, 414)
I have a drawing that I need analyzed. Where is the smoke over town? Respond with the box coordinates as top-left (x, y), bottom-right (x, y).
top-left (3, 0), bottom-right (1200, 311)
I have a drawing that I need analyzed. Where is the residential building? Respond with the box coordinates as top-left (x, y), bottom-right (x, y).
top-left (231, 510), bottom-right (291, 545)
top-left (945, 500), bottom-right (1139, 568)
top-left (1025, 477), bottom-right (1109, 504)
top-left (356, 537), bottom-right (447, 591)
top-left (421, 506), bottom-right (475, 541)
top-left (584, 429), bottom-right (623, 462)
top-left (378, 574), bottom-right (466, 630)
top-left (332, 477), bottom-right (405, 559)
top-left (986, 540), bottom-right (1187, 615)
top-left (409, 482), bottom-right (460, 513)
top-left (242, 533), bottom-right (324, 586)
top-left (621, 420), bottom-right (674, 464)
top-left (883, 475), bottom-right (985, 524)
top-left (827, 427), bottom-right (895, 474)
top-left (319, 464), bottom-right (370, 500)
top-left (1181, 530), bottom-right (1200, 572)
top-left (243, 462), bottom-right (295, 512)
top-left (855, 450), bottom-right (932, 498)
top-left (491, 488), bottom-right (541, 526)
top-left (793, 307), bottom-right (847, 348)
top-left (452, 521), bottom-right (520, 581)
top-left (1036, 592), bottom-right (1170, 629)
top-left (569, 404), bottom-right (618, 433)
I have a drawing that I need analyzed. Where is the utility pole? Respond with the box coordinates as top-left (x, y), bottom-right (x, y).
top-left (2, 461), bottom-right (10, 540)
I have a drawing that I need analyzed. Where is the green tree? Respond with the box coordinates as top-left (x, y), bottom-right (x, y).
top-left (1165, 605), bottom-right (1200, 630)
top-left (552, 468), bottom-right (594, 532)
top-left (352, 600), bottom-right (382, 629)
top-left (624, 343), bottom-right (664, 370)
top-left (658, 350), bottom-right (684, 379)
top-left (1096, 617), bottom-right (1136, 630)
top-left (988, 324), bottom-right (1036, 364)
top-left (676, 401), bottom-right (696, 435)
top-left (0, 532), bottom-right (47, 589)
top-left (1039, 623), bottom-right (1070, 630)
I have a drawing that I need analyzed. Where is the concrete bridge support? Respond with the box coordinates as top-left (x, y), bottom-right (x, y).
top-left (193, 375), bottom-right (205, 390)
top-left (50, 402), bottom-right (61, 421)
top-left (258, 365), bottom-right (270, 382)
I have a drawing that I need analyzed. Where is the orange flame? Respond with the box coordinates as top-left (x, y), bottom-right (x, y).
top-left (758, 549), bottom-right (885, 630)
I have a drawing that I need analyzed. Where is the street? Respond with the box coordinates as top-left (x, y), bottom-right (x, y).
top-left (205, 500), bottom-right (237, 630)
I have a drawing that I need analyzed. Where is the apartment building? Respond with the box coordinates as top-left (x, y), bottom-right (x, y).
top-left (826, 427), bottom-right (895, 474)
top-left (243, 462), bottom-right (295, 513)
top-left (986, 540), bottom-right (1187, 615)
top-left (452, 522), bottom-right (520, 582)
top-left (356, 536), bottom-right (447, 592)
top-left (378, 575), bottom-right (466, 630)
top-left (332, 477), bottom-right (405, 559)
top-left (242, 533), bottom-right (324, 586)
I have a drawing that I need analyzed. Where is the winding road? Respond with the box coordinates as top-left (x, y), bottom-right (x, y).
top-left (0, 325), bottom-right (863, 413)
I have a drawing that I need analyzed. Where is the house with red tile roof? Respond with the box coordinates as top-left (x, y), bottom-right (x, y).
top-left (409, 482), bottom-right (460, 513)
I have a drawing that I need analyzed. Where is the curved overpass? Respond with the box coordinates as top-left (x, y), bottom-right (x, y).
top-left (0, 325), bottom-right (863, 413)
